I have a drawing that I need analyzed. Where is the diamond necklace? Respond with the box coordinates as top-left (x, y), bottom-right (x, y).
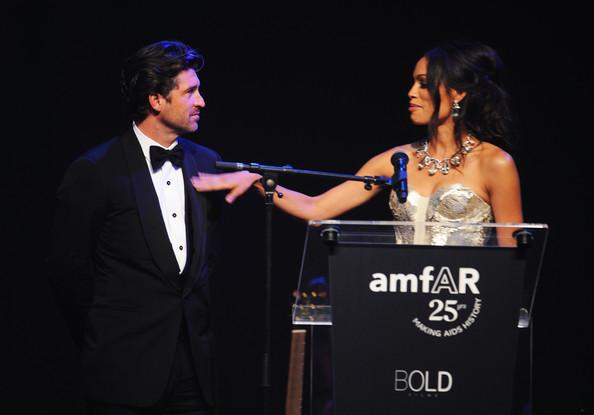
top-left (415, 135), bottom-right (476, 175)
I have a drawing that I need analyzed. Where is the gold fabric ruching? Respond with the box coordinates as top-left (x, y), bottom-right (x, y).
top-left (389, 184), bottom-right (493, 246)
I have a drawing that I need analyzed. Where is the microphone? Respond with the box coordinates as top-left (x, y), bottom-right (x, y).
top-left (391, 152), bottom-right (409, 203)
top-left (215, 161), bottom-right (295, 173)
top-left (215, 161), bottom-right (252, 171)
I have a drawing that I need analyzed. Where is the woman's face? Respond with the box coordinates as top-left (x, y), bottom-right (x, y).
top-left (407, 57), bottom-right (458, 126)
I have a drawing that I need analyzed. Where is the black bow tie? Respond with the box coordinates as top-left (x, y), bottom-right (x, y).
top-left (150, 145), bottom-right (184, 170)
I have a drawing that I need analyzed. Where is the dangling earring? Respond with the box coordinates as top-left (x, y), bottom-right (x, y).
top-left (451, 100), bottom-right (461, 118)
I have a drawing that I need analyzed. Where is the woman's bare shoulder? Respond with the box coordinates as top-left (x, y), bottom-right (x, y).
top-left (477, 141), bottom-right (516, 172)
top-left (378, 142), bottom-right (420, 160)
top-left (353, 141), bottom-right (417, 177)
top-left (364, 142), bottom-right (420, 175)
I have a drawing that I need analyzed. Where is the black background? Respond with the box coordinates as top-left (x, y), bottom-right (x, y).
top-left (5, 3), bottom-right (593, 414)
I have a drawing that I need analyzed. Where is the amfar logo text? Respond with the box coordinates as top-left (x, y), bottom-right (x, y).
top-left (395, 369), bottom-right (453, 393)
top-left (369, 266), bottom-right (480, 294)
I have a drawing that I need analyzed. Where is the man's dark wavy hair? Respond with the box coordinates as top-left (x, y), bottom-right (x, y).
top-left (425, 40), bottom-right (515, 150)
top-left (121, 40), bottom-right (204, 123)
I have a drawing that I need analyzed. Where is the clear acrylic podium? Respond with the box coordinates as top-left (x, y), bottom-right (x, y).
top-left (292, 220), bottom-right (548, 415)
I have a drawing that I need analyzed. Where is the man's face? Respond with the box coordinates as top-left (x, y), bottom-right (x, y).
top-left (158, 69), bottom-right (206, 135)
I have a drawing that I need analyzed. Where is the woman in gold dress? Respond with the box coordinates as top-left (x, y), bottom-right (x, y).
top-left (192, 40), bottom-right (523, 245)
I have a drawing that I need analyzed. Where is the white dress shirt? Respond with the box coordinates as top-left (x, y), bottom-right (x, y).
top-left (133, 123), bottom-right (187, 274)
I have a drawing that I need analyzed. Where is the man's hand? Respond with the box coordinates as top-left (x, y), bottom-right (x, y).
top-left (191, 171), bottom-right (262, 204)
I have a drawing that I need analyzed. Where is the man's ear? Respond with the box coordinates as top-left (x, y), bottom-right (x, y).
top-left (148, 93), bottom-right (163, 112)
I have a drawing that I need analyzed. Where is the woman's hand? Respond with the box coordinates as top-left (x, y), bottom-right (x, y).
top-left (191, 171), bottom-right (262, 204)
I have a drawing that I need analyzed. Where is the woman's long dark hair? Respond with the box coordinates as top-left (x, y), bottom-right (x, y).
top-left (425, 40), bottom-right (515, 151)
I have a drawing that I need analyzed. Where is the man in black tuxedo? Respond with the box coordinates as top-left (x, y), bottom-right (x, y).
top-left (50, 40), bottom-right (223, 414)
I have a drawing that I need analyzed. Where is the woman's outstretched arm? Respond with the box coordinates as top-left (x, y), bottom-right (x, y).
top-left (192, 148), bottom-right (397, 221)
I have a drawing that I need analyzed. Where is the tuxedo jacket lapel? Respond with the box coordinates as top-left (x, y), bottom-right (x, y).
top-left (180, 142), bottom-right (207, 296)
top-left (120, 130), bottom-right (181, 287)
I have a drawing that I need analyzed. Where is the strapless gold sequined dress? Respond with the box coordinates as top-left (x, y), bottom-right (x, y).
top-left (389, 184), bottom-right (494, 246)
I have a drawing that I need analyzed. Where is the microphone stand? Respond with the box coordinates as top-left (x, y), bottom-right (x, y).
top-left (216, 161), bottom-right (393, 190)
top-left (261, 171), bottom-right (277, 415)
top-left (215, 161), bottom-right (392, 414)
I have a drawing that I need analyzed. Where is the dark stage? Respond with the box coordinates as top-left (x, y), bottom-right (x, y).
top-left (5, 3), bottom-right (593, 414)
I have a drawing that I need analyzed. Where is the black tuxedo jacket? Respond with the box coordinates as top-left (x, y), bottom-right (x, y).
top-left (50, 129), bottom-right (223, 406)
